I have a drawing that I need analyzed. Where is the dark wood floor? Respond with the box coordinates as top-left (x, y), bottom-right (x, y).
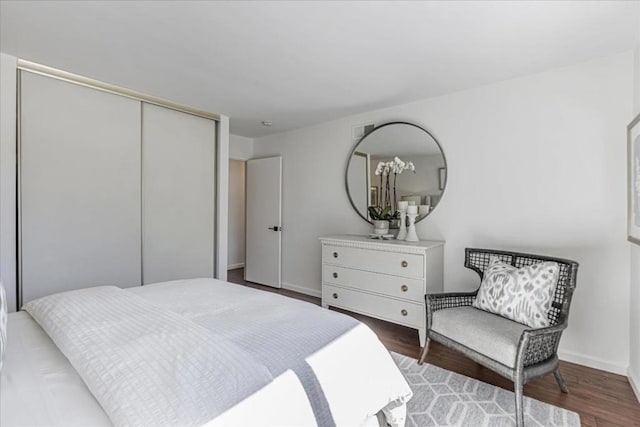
top-left (227, 268), bottom-right (640, 426)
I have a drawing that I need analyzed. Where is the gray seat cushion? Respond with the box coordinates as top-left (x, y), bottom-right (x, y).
top-left (431, 306), bottom-right (529, 368)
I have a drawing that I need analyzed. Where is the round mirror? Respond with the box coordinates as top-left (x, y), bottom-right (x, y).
top-left (345, 122), bottom-right (446, 225)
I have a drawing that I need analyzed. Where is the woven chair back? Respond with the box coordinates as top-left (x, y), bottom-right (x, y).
top-left (464, 248), bottom-right (579, 327)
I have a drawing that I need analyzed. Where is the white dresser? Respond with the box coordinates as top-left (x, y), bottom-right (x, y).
top-left (320, 235), bottom-right (444, 347)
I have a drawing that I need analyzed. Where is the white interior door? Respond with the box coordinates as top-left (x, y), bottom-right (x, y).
top-left (245, 156), bottom-right (282, 288)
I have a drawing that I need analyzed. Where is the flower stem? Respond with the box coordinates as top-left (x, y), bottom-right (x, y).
top-left (393, 173), bottom-right (397, 214)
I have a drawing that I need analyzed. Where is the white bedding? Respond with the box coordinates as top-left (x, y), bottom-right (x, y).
top-left (23, 285), bottom-right (275, 427)
top-left (4, 278), bottom-right (412, 426)
top-left (0, 311), bottom-right (111, 427)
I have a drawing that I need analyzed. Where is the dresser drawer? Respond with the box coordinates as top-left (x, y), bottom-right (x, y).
top-left (322, 244), bottom-right (424, 278)
top-left (323, 284), bottom-right (424, 329)
top-left (323, 265), bottom-right (424, 302)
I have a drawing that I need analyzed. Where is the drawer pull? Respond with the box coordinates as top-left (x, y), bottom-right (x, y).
top-left (401, 309), bottom-right (408, 316)
top-left (401, 260), bottom-right (408, 268)
top-left (401, 285), bottom-right (408, 292)
top-left (333, 251), bottom-right (338, 258)
top-left (332, 293), bottom-right (338, 299)
top-left (332, 272), bottom-right (338, 279)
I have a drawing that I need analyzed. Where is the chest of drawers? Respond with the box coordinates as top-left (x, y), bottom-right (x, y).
top-left (320, 235), bottom-right (444, 347)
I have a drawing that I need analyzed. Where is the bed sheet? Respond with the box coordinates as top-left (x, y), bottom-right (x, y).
top-left (0, 311), bottom-right (111, 427)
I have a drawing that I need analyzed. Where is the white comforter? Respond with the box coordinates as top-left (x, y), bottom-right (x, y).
top-left (23, 278), bottom-right (412, 427)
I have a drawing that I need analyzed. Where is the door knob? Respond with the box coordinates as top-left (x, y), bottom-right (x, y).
top-left (332, 272), bottom-right (338, 279)
top-left (268, 226), bottom-right (281, 231)
top-left (401, 285), bottom-right (408, 292)
top-left (401, 309), bottom-right (408, 316)
top-left (401, 260), bottom-right (408, 268)
top-left (332, 293), bottom-right (338, 299)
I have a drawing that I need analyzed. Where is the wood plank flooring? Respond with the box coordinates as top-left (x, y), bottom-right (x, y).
top-left (227, 268), bottom-right (640, 426)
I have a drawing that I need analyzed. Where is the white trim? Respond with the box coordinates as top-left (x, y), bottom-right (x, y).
top-left (0, 53), bottom-right (18, 312)
top-left (227, 263), bottom-right (245, 270)
top-left (628, 366), bottom-right (640, 402)
top-left (558, 349), bottom-right (627, 376)
top-left (282, 282), bottom-right (321, 299)
top-left (319, 235), bottom-right (444, 255)
top-left (17, 59), bottom-right (220, 121)
top-left (215, 116), bottom-right (229, 282)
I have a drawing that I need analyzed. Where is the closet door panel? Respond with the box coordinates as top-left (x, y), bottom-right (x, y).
top-left (20, 71), bottom-right (142, 304)
top-left (142, 103), bottom-right (216, 284)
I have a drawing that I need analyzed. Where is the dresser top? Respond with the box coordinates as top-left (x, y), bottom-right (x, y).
top-left (319, 234), bottom-right (444, 250)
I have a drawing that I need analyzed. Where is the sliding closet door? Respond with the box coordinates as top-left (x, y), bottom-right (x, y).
top-left (142, 103), bottom-right (216, 284)
top-left (20, 71), bottom-right (142, 304)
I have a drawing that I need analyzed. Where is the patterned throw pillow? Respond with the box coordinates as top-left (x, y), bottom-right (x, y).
top-left (472, 257), bottom-right (560, 328)
top-left (0, 281), bottom-right (7, 370)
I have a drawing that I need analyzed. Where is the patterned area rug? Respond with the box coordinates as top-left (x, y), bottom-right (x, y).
top-left (391, 352), bottom-right (581, 427)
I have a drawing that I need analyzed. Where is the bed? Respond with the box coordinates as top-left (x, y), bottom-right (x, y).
top-left (0, 278), bottom-right (412, 427)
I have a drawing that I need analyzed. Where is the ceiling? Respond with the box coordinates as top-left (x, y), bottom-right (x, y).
top-left (1, 1), bottom-right (639, 138)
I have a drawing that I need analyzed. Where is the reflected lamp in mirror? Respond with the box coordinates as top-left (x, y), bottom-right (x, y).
top-left (345, 122), bottom-right (447, 225)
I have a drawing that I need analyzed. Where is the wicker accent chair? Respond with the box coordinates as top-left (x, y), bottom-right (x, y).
top-left (418, 248), bottom-right (579, 427)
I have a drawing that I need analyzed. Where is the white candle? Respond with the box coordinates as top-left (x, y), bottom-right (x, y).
top-left (407, 205), bottom-right (418, 214)
top-left (397, 201), bottom-right (408, 211)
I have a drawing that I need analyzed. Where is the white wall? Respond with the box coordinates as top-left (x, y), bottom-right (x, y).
top-left (230, 133), bottom-right (254, 160)
top-left (0, 52), bottom-right (17, 312)
top-left (228, 159), bottom-right (246, 269)
top-left (227, 134), bottom-right (253, 270)
top-left (254, 51), bottom-right (634, 374)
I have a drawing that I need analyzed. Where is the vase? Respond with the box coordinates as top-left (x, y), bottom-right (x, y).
top-left (388, 218), bottom-right (401, 229)
top-left (372, 220), bottom-right (390, 235)
top-left (396, 211), bottom-right (407, 240)
top-left (405, 213), bottom-right (419, 242)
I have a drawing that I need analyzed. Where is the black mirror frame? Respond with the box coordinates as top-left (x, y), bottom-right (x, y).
top-left (345, 121), bottom-right (447, 225)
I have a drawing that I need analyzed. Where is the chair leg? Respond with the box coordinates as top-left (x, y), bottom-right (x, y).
top-left (514, 376), bottom-right (525, 427)
top-left (418, 337), bottom-right (430, 365)
top-left (553, 367), bottom-right (569, 393)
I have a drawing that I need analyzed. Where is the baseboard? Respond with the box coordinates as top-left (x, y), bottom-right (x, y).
top-left (558, 349), bottom-right (627, 376)
top-left (227, 263), bottom-right (245, 270)
top-left (282, 281), bottom-right (321, 299)
top-left (628, 366), bottom-right (640, 403)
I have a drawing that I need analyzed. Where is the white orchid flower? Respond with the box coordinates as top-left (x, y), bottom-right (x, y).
top-left (386, 164), bottom-right (392, 174)
top-left (374, 163), bottom-right (381, 175)
top-left (374, 161), bottom-right (386, 176)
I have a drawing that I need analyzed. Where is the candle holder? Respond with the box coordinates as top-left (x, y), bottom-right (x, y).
top-left (396, 209), bottom-right (407, 240)
top-left (405, 213), bottom-right (419, 242)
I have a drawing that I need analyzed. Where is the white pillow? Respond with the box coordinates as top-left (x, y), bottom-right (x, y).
top-left (0, 281), bottom-right (7, 370)
top-left (472, 257), bottom-right (560, 328)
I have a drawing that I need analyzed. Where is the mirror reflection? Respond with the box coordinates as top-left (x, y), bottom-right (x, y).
top-left (346, 122), bottom-right (446, 225)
